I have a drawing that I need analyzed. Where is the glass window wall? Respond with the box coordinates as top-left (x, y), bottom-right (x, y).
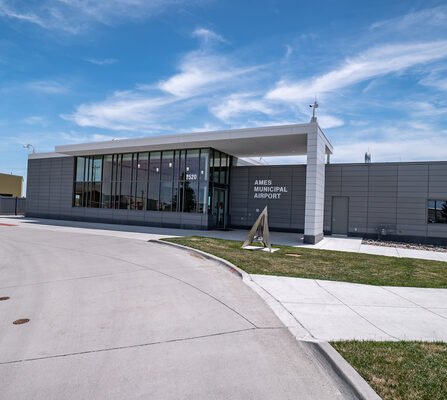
top-left (73, 148), bottom-right (229, 215)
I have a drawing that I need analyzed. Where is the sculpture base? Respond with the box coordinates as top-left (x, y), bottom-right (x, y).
top-left (242, 245), bottom-right (279, 253)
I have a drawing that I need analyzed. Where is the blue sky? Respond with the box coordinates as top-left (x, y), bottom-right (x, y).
top-left (1, 0), bottom-right (447, 183)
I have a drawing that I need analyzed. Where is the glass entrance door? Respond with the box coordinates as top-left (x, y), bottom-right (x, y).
top-left (212, 188), bottom-right (226, 229)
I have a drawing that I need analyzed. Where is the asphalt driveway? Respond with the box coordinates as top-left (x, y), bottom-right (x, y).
top-left (0, 227), bottom-right (352, 399)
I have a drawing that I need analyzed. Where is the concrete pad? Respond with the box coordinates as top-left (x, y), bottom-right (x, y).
top-left (283, 303), bottom-right (393, 341)
top-left (251, 275), bottom-right (341, 305)
top-left (317, 280), bottom-right (415, 307)
top-left (0, 329), bottom-right (351, 400)
top-left (352, 306), bottom-right (447, 341)
top-left (0, 227), bottom-right (351, 399)
top-left (242, 245), bottom-right (280, 253)
top-left (0, 234), bottom-right (145, 288)
top-left (317, 237), bottom-right (362, 252)
top-left (384, 286), bottom-right (447, 309)
top-left (0, 270), bottom-right (253, 363)
top-left (429, 308), bottom-right (447, 318)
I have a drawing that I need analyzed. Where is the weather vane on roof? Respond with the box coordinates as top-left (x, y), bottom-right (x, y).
top-left (309, 99), bottom-right (319, 123)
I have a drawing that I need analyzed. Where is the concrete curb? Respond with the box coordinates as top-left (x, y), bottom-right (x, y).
top-left (305, 341), bottom-right (382, 400)
top-left (149, 238), bottom-right (382, 400)
top-left (148, 239), bottom-right (248, 280)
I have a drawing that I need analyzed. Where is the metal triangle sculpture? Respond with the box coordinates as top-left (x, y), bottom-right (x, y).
top-left (242, 206), bottom-right (272, 252)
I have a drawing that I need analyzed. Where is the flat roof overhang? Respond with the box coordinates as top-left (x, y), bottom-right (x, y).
top-left (54, 123), bottom-right (333, 158)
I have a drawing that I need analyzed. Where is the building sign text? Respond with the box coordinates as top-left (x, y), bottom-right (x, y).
top-left (253, 179), bottom-right (288, 199)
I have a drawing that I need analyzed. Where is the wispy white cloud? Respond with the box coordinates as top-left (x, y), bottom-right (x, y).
top-left (317, 114), bottom-right (344, 129)
top-left (192, 27), bottom-right (228, 46)
top-left (398, 100), bottom-right (447, 118)
top-left (49, 8), bottom-right (447, 165)
top-left (266, 41), bottom-right (447, 103)
top-left (65, 28), bottom-right (262, 131)
top-left (333, 135), bottom-right (447, 163)
top-left (331, 120), bottom-right (447, 162)
top-left (60, 131), bottom-right (128, 143)
top-left (0, 0), bottom-right (82, 33)
top-left (0, 0), bottom-right (204, 33)
top-left (22, 116), bottom-right (49, 126)
top-left (419, 67), bottom-right (447, 91)
top-left (371, 5), bottom-right (447, 34)
top-left (63, 89), bottom-right (178, 131)
top-left (283, 44), bottom-right (293, 62)
top-left (86, 58), bottom-right (118, 65)
top-left (158, 51), bottom-right (259, 98)
top-left (210, 92), bottom-right (276, 122)
top-left (0, 1), bottom-right (47, 27)
top-left (25, 80), bottom-right (69, 94)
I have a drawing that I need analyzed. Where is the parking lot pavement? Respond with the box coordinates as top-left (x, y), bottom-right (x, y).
top-left (0, 227), bottom-right (354, 400)
top-left (252, 275), bottom-right (447, 341)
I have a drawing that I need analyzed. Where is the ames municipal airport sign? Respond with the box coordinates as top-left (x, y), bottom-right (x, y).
top-left (253, 179), bottom-right (288, 199)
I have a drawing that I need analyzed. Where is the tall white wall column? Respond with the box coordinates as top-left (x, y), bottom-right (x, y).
top-left (304, 124), bottom-right (327, 244)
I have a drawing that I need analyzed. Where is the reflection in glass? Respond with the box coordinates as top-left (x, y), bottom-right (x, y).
top-left (186, 150), bottom-right (200, 179)
top-left (74, 182), bottom-right (83, 206)
top-left (199, 149), bottom-right (209, 181)
top-left (212, 150), bottom-right (221, 183)
top-left (135, 181), bottom-right (147, 210)
top-left (120, 181), bottom-right (131, 209)
top-left (198, 185), bottom-right (207, 213)
top-left (137, 153), bottom-right (149, 181)
top-left (148, 181), bottom-right (159, 211)
top-left (427, 199), bottom-right (447, 224)
top-left (121, 154), bottom-right (133, 182)
top-left (184, 180), bottom-right (198, 212)
top-left (93, 157), bottom-right (102, 182)
top-left (160, 151), bottom-right (173, 180)
top-left (148, 152), bottom-right (161, 211)
top-left (159, 181), bottom-right (172, 211)
top-left (76, 157), bottom-right (85, 181)
top-left (72, 148), bottom-right (227, 217)
top-left (91, 183), bottom-right (101, 208)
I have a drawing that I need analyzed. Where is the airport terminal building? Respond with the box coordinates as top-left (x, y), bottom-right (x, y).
top-left (26, 122), bottom-right (447, 244)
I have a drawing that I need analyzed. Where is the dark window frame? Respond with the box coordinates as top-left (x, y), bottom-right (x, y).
top-left (428, 199), bottom-right (447, 224)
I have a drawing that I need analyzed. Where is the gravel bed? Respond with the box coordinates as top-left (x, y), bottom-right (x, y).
top-left (362, 239), bottom-right (447, 253)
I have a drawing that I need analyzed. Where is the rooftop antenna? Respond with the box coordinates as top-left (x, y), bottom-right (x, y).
top-left (23, 144), bottom-right (35, 153)
top-left (309, 99), bottom-right (319, 123)
top-left (364, 150), bottom-right (371, 163)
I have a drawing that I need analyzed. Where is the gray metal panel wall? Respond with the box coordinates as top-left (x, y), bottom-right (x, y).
top-left (325, 162), bottom-right (447, 241)
top-left (27, 157), bottom-right (447, 240)
top-left (0, 197), bottom-right (26, 214)
top-left (26, 157), bottom-right (74, 216)
top-left (229, 165), bottom-right (306, 231)
top-left (26, 156), bottom-right (208, 229)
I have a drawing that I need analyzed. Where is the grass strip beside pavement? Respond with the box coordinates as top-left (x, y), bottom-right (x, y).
top-left (331, 341), bottom-right (447, 400)
top-left (162, 236), bottom-right (447, 288)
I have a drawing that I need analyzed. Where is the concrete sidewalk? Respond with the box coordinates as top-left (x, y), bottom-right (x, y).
top-left (308, 236), bottom-right (447, 262)
top-left (251, 275), bottom-right (447, 341)
top-left (2, 216), bottom-right (447, 262)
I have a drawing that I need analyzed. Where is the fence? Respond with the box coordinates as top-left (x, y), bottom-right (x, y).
top-left (0, 196), bottom-right (26, 215)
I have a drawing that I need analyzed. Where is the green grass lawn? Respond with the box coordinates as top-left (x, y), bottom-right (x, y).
top-left (332, 341), bottom-right (447, 400)
top-left (163, 236), bottom-right (447, 288)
